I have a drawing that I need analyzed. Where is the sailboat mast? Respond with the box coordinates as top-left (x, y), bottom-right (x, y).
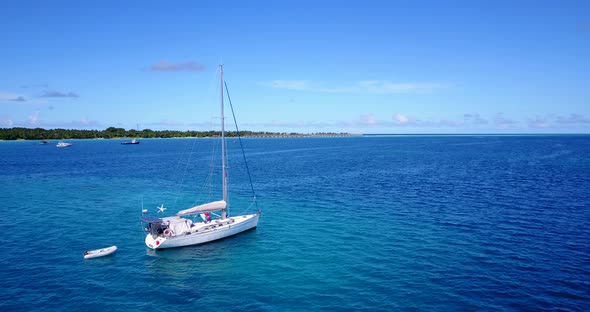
top-left (220, 64), bottom-right (227, 219)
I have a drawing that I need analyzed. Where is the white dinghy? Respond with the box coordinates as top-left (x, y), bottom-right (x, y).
top-left (83, 245), bottom-right (117, 259)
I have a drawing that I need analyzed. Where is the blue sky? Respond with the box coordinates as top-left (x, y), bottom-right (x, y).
top-left (1, 0), bottom-right (589, 134)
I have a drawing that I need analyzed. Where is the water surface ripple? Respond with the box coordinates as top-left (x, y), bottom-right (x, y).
top-left (0, 136), bottom-right (589, 311)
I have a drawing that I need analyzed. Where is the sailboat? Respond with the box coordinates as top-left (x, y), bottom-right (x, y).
top-left (56, 141), bottom-right (72, 147)
top-left (121, 138), bottom-right (139, 145)
top-left (140, 65), bottom-right (260, 250)
top-left (122, 125), bottom-right (141, 144)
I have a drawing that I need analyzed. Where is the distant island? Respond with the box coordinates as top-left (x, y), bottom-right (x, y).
top-left (0, 127), bottom-right (355, 140)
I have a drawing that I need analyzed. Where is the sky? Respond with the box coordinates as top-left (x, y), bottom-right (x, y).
top-left (1, 0), bottom-right (589, 134)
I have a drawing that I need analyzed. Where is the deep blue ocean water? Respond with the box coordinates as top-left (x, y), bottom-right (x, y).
top-left (0, 136), bottom-right (589, 311)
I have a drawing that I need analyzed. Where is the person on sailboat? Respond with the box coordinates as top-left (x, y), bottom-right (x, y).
top-left (200, 212), bottom-right (212, 223)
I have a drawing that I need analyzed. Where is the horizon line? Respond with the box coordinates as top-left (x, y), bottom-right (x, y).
top-left (2, 126), bottom-right (590, 136)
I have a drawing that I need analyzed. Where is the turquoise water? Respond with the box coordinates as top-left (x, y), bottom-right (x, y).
top-left (1, 136), bottom-right (589, 311)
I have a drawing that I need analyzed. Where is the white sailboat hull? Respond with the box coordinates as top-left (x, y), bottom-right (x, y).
top-left (145, 214), bottom-right (259, 250)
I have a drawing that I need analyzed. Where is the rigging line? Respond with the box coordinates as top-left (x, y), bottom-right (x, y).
top-left (174, 71), bottom-right (219, 210)
top-left (172, 137), bottom-right (199, 209)
top-left (224, 81), bottom-right (258, 210)
top-left (206, 136), bottom-right (219, 203)
top-left (175, 66), bottom-right (219, 206)
top-left (162, 137), bottom-right (191, 209)
top-left (191, 135), bottom-right (220, 207)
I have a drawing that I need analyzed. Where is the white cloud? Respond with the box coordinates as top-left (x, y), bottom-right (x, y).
top-left (524, 114), bottom-right (590, 129)
top-left (27, 110), bottom-right (41, 126)
top-left (463, 113), bottom-right (488, 125)
top-left (555, 113), bottom-right (589, 124)
top-left (393, 113), bottom-right (410, 124)
top-left (529, 116), bottom-right (551, 129)
top-left (187, 112), bottom-right (590, 132)
top-left (79, 117), bottom-right (96, 127)
top-left (390, 114), bottom-right (462, 128)
top-left (360, 114), bottom-right (377, 125)
top-left (0, 116), bottom-right (13, 127)
top-left (493, 113), bottom-right (517, 128)
top-left (391, 113), bottom-right (427, 127)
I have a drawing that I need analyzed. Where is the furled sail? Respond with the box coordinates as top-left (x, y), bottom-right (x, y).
top-left (176, 200), bottom-right (227, 216)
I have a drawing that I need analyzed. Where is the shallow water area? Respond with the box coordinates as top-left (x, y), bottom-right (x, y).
top-left (0, 136), bottom-right (589, 311)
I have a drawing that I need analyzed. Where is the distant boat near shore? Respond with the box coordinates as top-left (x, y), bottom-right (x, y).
top-left (56, 141), bottom-right (72, 148)
top-left (121, 138), bottom-right (140, 145)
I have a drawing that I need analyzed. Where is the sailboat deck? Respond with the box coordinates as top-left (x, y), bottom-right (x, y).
top-left (172, 214), bottom-right (256, 236)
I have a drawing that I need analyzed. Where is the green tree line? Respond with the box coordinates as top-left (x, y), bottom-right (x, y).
top-left (0, 127), bottom-right (314, 140)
